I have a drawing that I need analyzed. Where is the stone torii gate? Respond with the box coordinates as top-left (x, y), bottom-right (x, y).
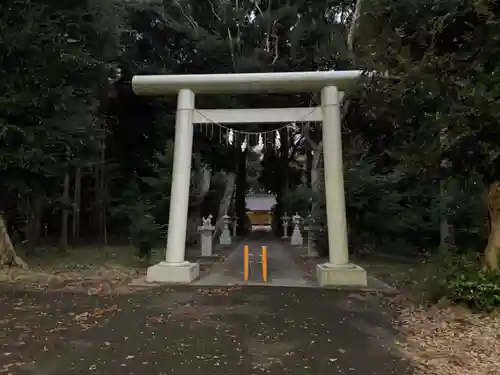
top-left (132, 71), bottom-right (367, 287)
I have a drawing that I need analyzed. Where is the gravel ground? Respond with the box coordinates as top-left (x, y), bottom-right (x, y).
top-left (0, 286), bottom-right (413, 375)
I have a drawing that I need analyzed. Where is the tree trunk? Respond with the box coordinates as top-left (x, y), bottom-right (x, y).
top-left (274, 128), bottom-right (290, 236)
top-left (72, 166), bottom-right (81, 243)
top-left (190, 165), bottom-right (212, 208)
top-left (235, 150), bottom-right (247, 235)
top-left (306, 146), bottom-right (313, 187)
top-left (0, 215), bottom-right (27, 268)
top-left (439, 178), bottom-right (455, 250)
top-left (95, 142), bottom-right (107, 248)
top-left (484, 182), bottom-right (500, 271)
top-left (439, 122), bottom-right (455, 251)
top-left (311, 141), bottom-right (323, 216)
top-left (25, 195), bottom-right (43, 256)
top-left (212, 171), bottom-right (236, 240)
top-left (186, 165), bottom-right (212, 245)
top-left (279, 128), bottom-right (289, 191)
top-left (347, 0), bottom-right (364, 59)
top-left (59, 171), bottom-right (70, 251)
top-left (93, 165), bottom-right (101, 244)
top-left (101, 170), bottom-right (108, 247)
top-left (100, 142), bottom-right (108, 247)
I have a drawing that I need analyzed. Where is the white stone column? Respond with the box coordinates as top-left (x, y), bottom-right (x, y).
top-left (146, 89), bottom-right (200, 283)
top-left (316, 86), bottom-right (367, 287)
top-left (165, 89), bottom-right (195, 263)
top-left (321, 86), bottom-right (349, 265)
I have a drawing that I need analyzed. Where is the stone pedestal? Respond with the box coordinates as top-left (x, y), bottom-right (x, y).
top-left (304, 215), bottom-right (318, 257)
top-left (281, 213), bottom-right (290, 239)
top-left (231, 216), bottom-right (238, 238)
top-left (219, 214), bottom-right (232, 245)
top-left (290, 213), bottom-right (303, 246)
top-left (316, 263), bottom-right (367, 287)
top-left (199, 216), bottom-right (215, 257)
top-left (147, 261), bottom-right (200, 283)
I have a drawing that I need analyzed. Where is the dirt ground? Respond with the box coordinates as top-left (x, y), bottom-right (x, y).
top-left (0, 285), bottom-right (412, 375)
top-left (291, 251), bottom-right (500, 375)
top-left (0, 244), bottom-right (234, 294)
top-left (1, 244), bottom-right (499, 375)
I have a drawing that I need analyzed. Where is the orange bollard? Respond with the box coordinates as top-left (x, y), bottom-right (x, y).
top-left (244, 244), bottom-right (249, 281)
top-left (262, 246), bottom-right (268, 282)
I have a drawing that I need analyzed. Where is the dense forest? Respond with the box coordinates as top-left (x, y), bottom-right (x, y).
top-left (1, 0), bottom-right (500, 307)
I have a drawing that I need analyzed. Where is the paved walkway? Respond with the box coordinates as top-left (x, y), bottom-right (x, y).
top-left (195, 232), bottom-right (312, 287)
top-left (0, 286), bottom-right (414, 375)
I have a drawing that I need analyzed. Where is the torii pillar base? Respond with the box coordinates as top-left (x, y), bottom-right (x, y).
top-left (316, 263), bottom-right (367, 287)
top-left (146, 261), bottom-right (200, 284)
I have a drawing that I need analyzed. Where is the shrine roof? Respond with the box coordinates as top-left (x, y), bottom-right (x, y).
top-left (246, 194), bottom-right (276, 212)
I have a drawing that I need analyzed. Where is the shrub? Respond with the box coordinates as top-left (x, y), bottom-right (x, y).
top-left (282, 184), bottom-right (315, 218)
top-left (422, 249), bottom-right (500, 311)
top-left (110, 179), bottom-right (162, 258)
top-left (311, 154), bottom-right (441, 257)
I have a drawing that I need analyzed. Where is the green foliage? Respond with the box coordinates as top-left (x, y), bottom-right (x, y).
top-left (307, 0), bottom-right (500, 267)
top-left (110, 140), bottom-right (177, 248)
top-left (311, 202), bottom-right (328, 256)
top-left (247, 151), bottom-right (263, 192)
top-left (141, 142), bottom-right (174, 227)
top-left (312, 136), bottom-right (441, 257)
top-left (358, 0), bottom-right (500, 184)
top-left (110, 180), bottom-right (162, 249)
top-left (312, 144), bottom-right (486, 258)
top-left (422, 249), bottom-right (500, 311)
top-left (127, 201), bottom-right (161, 248)
top-left (282, 184), bottom-right (315, 218)
top-left (0, 0), bottom-right (359, 250)
top-left (447, 176), bottom-right (489, 247)
top-left (2, 0), bottom-right (498, 289)
top-left (0, 0), bottom-right (129, 246)
top-left (349, 164), bottom-right (439, 251)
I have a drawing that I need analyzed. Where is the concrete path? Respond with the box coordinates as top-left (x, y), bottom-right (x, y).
top-left (195, 232), bottom-right (312, 287)
top-left (0, 286), bottom-right (414, 375)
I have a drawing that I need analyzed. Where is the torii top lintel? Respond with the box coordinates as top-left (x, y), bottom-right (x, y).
top-left (131, 70), bottom-right (363, 96)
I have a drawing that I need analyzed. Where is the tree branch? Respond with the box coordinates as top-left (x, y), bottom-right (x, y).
top-left (347, 0), bottom-right (363, 54)
top-left (207, 0), bottom-right (222, 21)
top-left (176, 1), bottom-right (198, 30)
top-left (271, 20), bottom-right (280, 64)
